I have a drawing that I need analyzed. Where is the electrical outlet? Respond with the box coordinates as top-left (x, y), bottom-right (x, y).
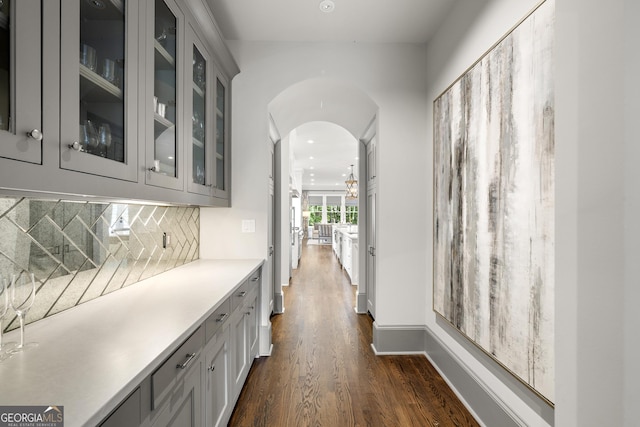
top-left (163, 232), bottom-right (171, 248)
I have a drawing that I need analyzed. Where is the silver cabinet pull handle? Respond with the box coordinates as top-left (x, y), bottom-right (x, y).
top-left (176, 353), bottom-right (196, 370)
top-left (208, 363), bottom-right (215, 372)
top-left (251, 276), bottom-right (259, 282)
top-left (238, 291), bottom-right (247, 297)
top-left (216, 313), bottom-right (228, 323)
top-left (27, 129), bottom-right (43, 141)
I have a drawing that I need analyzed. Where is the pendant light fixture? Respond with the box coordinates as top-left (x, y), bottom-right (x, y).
top-left (345, 164), bottom-right (358, 200)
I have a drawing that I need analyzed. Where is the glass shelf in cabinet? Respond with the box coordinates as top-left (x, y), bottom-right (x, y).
top-left (154, 113), bottom-right (173, 130)
top-left (193, 84), bottom-right (205, 99)
top-left (80, 64), bottom-right (123, 102)
top-left (154, 40), bottom-right (175, 69)
top-left (192, 137), bottom-right (204, 149)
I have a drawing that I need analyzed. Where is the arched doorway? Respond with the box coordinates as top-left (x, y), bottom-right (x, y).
top-left (267, 78), bottom-right (378, 316)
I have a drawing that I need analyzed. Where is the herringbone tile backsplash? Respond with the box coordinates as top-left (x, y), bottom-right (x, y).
top-left (0, 197), bottom-right (199, 331)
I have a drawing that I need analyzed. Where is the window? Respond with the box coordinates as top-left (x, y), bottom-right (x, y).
top-left (326, 205), bottom-right (341, 223)
top-left (309, 205), bottom-right (322, 226)
top-left (345, 205), bottom-right (358, 225)
top-left (326, 196), bottom-right (341, 223)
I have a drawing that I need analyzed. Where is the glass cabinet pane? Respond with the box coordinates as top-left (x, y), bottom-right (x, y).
top-left (153, 0), bottom-right (177, 177)
top-left (215, 78), bottom-right (225, 191)
top-left (0, 0), bottom-right (41, 164)
top-left (79, 0), bottom-right (126, 162)
top-left (192, 45), bottom-right (206, 185)
top-left (0, 1), bottom-right (10, 133)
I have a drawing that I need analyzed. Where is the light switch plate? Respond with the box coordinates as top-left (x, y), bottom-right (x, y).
top-left (241, 219), bottom-right (256, 233)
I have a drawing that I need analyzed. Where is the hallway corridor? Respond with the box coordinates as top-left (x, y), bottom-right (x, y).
top-left (229, 241), bottom-right (479, 427)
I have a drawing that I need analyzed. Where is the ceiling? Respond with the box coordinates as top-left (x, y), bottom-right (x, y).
top-left (207, 0), bottom-right (457, 43)
top-left (290, 122), bottom-right (358, 190)
top-left (206, 0), bottom-right (458, 192)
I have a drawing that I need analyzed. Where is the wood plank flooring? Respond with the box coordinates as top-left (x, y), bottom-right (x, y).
top-left (229, 241), bottom-right (479, 427)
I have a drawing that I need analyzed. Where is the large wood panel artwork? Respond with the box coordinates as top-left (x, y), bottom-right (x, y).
top-left (433, 1), bottom-right (555, 403)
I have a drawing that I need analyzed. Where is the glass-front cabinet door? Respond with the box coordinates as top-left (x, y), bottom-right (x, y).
top-left (213, 72), bottom-right (229, 199)
top-left (186, 26), bottom-right (212, 195)
top-left (0, 0), bottom-right (42, 164)
top-left (59, 0), bottom-right (138, 181)
top-left (146, 0), bottom-right (183, 190)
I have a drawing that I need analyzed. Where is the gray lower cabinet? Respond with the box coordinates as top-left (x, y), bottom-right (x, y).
top-left (248, 290), bottom-right (259, 359)
top-left (230, 304), bottom-right (249, 397)
top-left (149, 361), bottom-right (202, 427)
top-left (146, 327), bottom-right (204, 427)
top-left (102, 267), bottom-right (261, 427)
top-left (204, 326), bottom-right (231, 427)
top-left (100, 388), bottom-right (141, 427)
top-left (230, 271), bottom-right (260, 401)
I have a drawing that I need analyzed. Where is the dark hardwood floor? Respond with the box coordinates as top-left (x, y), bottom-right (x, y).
top-left (229, 240), bottom-right (479, 427)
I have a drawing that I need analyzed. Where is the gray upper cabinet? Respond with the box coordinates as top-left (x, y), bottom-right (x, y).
top-left (186, 24), bottom-right (213, 196)
top-left (0, 0), bottom-right (42, 164)
top-left (0, 0), bottom-right (237, 206)
top-left (212, 71), bottom-right (230, 200)
top-left (59, 0), bottom-right (138, 181)
top-left (145, 0), bottom-right (185, 191)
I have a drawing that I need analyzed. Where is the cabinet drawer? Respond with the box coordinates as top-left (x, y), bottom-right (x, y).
top-left (247, 268), bottom-right (262, 292)
top-left (231, 281), bottom-right (250, 312)
top-left (248, 269), bottom-right (261, 288)
top-left (100, 387), bottom-right (141, 427)
top-left (151, 326), bottom-right (204, 409)
top-left (205, 298), bottom-right (231, 342)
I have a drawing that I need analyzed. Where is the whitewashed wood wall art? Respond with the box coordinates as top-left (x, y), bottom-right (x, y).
top-left (433, 0), bottom-right (555, 403)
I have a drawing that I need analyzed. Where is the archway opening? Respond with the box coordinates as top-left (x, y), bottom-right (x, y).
top-left (267, 78), bottom-right (377, 316)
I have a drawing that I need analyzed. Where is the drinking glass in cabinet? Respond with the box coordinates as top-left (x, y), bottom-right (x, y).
top-left (98, 123), bottom-right (112, 157)
top-left (153, 0), bottom-right (178, 177)
top-left (78, 0), bottom-right (126, 163)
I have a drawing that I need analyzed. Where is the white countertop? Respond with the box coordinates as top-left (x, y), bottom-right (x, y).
top-left (0, 259), bottom-right (263, 427)
top-left (336, 228), bottom-right (358, 242)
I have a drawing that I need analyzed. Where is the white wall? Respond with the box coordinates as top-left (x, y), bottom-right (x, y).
top-left (201, 41), bottom-right (431, 326)
top-left (556, 0), bottom-right (637, 425)
top-left (623, 0), bottom-right (640, 424)
top-left (426, 0), bottom-right (639, 425)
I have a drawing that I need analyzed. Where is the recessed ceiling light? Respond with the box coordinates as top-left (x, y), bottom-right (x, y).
top-left (310, 173), bottom-right (315, 176)
top-left (309, 156), bottom-right (314, 160)
top-left (308, 139), bottom-right (314, 144)
top-left (319, 0), bottom-right (335, 13)
top-left (310, 166), bottom-right (315, 170)
top-left (355, 157), bottom-right (359, 160)
top-left (342, 173), bottom-right (346, 177)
